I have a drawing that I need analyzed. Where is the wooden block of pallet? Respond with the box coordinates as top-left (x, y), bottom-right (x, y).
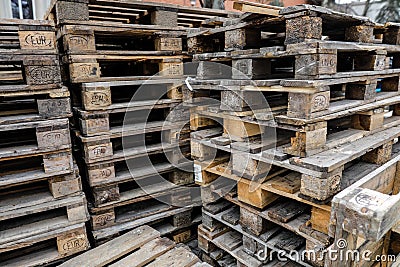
top-left (59, 225), bottom-right (203, 267)
top-left (0, 224), bottom-right (90, 266)
top-left (331, 149), bottom-right (400, 242)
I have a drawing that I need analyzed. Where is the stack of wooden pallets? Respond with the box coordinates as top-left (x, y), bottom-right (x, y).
top-left (0, 19), bottom-right (90, 266)
top-left (186, 2), bottom-right (400, 266)
top-left (44, 0), bottom-right (239, 246)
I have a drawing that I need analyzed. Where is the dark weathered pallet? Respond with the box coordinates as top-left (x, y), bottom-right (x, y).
top-left (62, 53), bottom-right (186, 83)
top-left (0, 223), bottom-right (89, 267)
top-left (60, 225), bottom-right (203, 267)
top-left (0, 54), bottom-right (62, 87)
top-left (90, 195), bottom-right (200, 242)
top-left (0, 163), bottom-right (81, 198)
top-left (0, 118), bottom-right (71, 161)
top-left (0, 149), bottom-right (74, 178)
top-left (0, 19), bottom-right (56, 51)
top-left (193, 42), bottom-right (400, 81)
top-left (72, 78), bottom-right (183, 111)
top-left (59, 22), bottom-right (185, 54)
top-left (74, 100), bottom-right (189, 136)
top-left (188, 5), bottom-right (400, 53)
top-left (0, 95), bottom-right (71, 124)
top-left (191, 95), bottom-right (400, 157)
top-left (74, 120), bottom-right (190, 164)
top-left (80, 152), bottom-right (194, 205)
top-left (45, 0), bottom-right (238, 27)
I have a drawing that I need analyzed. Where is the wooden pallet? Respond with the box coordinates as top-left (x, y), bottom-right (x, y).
top-left (0, 19), bottom-right (56, 51)
top-left (58, 22), bottom-right (185, 54)
top-left (0, 54), bottom-right (62, 88)
top-left (0, 223), bottom-right (89, 267)
top-left (0, 94), bottom-right (71, 124)
top-left (59, 225), bottom-right (206, 267)
top-left (188, 5), bottom-right (400, 53)
top-left (328, 142), bottom-right (400, 267)
top-left (198, 200), bottom-right (311, 266)
top-left (0, 163), bottom-right (81, 198)
top-left (74, 116), bottom-right (190, 163)
top-left (195, 140), bottom-right (398, 222)
top-left (204, 128), bottom-right (400, 204)
top-left (193, 43), bottom-right (400, 81)
top-left (45, 0), bottom-right (238, 27)
top-left (90, 194), bottom-right (200, 242)
top-left (0, 118), bottom-right (71, 161)
top-left (74, 98), bottom-right (188, 136)
top-left (191, 95), bottom-right (400, 157)
top-left (71, 79), bottom-right (183, 111)
top-left (0, 193), bottom-right (89, 253)
top-left (0, 150), bottom-right (74, 186)
top-left (193, 146), bottom-right (400, 266)
top-left (62, 53), bottom-right (186, 83)
top-left (76, 133), bottom-right (192, 187)
top-left (186, 72), bottom-right (400, 120)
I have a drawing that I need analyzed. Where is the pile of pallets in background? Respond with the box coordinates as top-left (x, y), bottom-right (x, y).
top-left (0, 19), bottom-right (90, 266)
top-left (59, 225), bottom-right (212, 267)
top-left (186, 2), bottom-right (400, 266)
top-left (44, 0), bottom-right (239, 246)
